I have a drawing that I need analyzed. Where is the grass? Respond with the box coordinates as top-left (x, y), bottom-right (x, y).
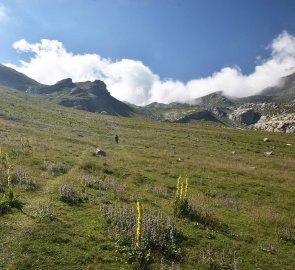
top-left (0, 86), bottom-right (295, 269)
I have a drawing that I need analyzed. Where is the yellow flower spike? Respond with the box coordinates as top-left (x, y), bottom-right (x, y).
top-left (136, 202), bottom-right (143, 249)
top-left (184, 176), bottom-right (189, 199)
top-left (180, 182), bottom-right (184, 199)
top-left (176, 176), bottom-right (182, 198)
top-left (7, 168), bottom-right (14, 201)
top-left (7, 167), bottom-right (13, 190)
top-left (5, 153), bottom-right (10, 167)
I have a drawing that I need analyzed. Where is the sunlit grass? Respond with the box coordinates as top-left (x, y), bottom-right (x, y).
top-left (0, 86), bottom-right (294, 269)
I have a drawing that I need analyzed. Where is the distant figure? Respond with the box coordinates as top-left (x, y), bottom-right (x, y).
top-left (115, 134), bottom-right (119, 144)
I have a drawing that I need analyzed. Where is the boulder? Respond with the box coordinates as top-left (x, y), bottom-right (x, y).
top-left (96, 148), bottom-right (106, 157)
top-left (229, 109), bottom-right (261, 125)
top-left (264, 151), bottom-right (273, 156)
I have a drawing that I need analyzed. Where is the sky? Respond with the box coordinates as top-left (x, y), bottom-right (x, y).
top-left (1, 0), bottom-right (295, 105)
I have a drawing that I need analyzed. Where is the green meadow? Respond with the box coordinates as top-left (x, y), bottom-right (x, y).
top-left (0, 86), bottom-right (295, 269)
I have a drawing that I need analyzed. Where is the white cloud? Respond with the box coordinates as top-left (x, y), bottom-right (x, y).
top-left (6, 31), bottom-right (295, 105)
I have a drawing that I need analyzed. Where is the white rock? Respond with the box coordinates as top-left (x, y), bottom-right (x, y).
top-left (264, 151), bottom-right (273, 156)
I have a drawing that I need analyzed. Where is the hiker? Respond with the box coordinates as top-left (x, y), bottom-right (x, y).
top-left (115, 134), bottom-right (119, 144)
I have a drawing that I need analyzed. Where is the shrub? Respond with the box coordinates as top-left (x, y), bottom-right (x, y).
top-left (13, 166), bottom-right (36, 189)
top-left (276, 224), bottom-right (294, 242)
top-left (200, 247), bottom-right (239, 270)
top-left (36, 202), bottom-right (56, 221)
top-left (80, 174), bottom-right (124, 195)
top-left (59, 183), bottom-right (80, 205)
top-left (100, 203), bottom-right (184, 268)
top-left (0, 200), bottom-right (11, 216)
top-left (42, 161), bottom-right (68, 176)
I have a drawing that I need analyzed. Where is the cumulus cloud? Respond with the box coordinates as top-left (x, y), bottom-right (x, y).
top-left (6, 31), bottom-right (295, 105)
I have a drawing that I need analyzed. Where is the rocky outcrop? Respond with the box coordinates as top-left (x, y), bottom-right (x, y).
top-left (229, 109), bottom-right (261, 125)
top-left (175, 110), bottom-right (221, 123)
top-left (207, 107), bottom-right (227, 117)
top-left (254, 113), bottom-right (295, 133)
top-left (27, 78), bottom-right (75, 94)
top-left (26, 78), bottom-right (134, 116)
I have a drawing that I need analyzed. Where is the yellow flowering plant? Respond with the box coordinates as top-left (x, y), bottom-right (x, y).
top-left (174, 176), bottom-right (190, 217)
top-left (136, 202), bottom-right (143, 249)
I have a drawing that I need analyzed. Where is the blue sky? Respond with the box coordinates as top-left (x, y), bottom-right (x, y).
top-left (1, 0), bottom-right (295, 104)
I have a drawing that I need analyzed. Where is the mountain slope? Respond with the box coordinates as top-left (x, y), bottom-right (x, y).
top-left (27, 78), bottom-right (135, 116)
top-left (0, 85), bottom-right (295, 269)
top-left (261, 72), bottom-right (295, 97)
top-left (0, 64), bottom-right (40, 91)
top-left (195, 91), bottom-right (235, 108)
top-left (0, 64), bottom-right (134, 117)
top-left (0, 63), bottom-right (294, 126)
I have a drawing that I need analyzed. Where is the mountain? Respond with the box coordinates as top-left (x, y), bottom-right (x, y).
top-left (261, 72), bottom-right (295, 97)
top-left (0, 63), bottom-right (294, 129)
top-left (27, 78), bottom-right (135, 116)
top-left (194, 91), bottom-right (235, 108)
top-left (0, 64), bottom-right (39, 91)
top-left (0, 64), bottom-right (134, 117)
top-left (144, 102), bottom-right (166, 109)
top-left (175, 110), bottom-right (223, 124)
top-left (238, 72), bottom-right (295, 104)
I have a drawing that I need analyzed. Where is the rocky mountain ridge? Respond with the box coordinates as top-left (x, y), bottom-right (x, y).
top-left (26, 78), bottom-right (135, 116)
top-left (0, 64), bottom-right (134, 116)
top-left (140, 72), bottom-right (295, 132)
top-left (0, 63), bottom-right (295, 131)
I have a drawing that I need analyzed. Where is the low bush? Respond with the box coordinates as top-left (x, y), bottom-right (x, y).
top-left (59, 183), bottom-right (80, 205)
top-left (59, 183), bottom-right (89, 205)
top-left (13, 166), bottom-right (36, 189)
top-left (36, 202), bottom-right (56, 221)
top-left (0, 200), bottom-right (11, 216)
top-left (42, 161), bottom-right (68, 176)
top-left (276, 224), bottom-right (294, 242)
top-left (199, 247), bottom-right (239, 270)
top-left (100, 203), bottom-right (184, 269)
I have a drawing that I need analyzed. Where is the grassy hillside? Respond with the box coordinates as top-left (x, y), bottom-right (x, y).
top-left (0, 86), bottom-right (295, 269)
top-left (0, 64), bottom-right (39, 91)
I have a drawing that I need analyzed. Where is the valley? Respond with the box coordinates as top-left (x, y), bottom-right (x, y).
top-left (0, 83), bottom-right (294, 269)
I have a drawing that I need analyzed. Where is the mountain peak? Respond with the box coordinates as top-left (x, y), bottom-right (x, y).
top-left (195, 91), bottom-right (234, 108)
top-left (55, 78), bottom-right (74, 87)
